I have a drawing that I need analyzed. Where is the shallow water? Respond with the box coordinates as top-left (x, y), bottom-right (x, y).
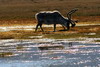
top-left (0, 39), bottom-right (100, 67)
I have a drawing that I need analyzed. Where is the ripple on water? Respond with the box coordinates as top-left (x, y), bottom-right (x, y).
top-left (0, 39), bottom-right (100, 67)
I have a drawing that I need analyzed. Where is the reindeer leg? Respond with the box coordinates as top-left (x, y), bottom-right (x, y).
top-left (61, 24), bottom-right (66, 30)
top-left (35, 23), bottom-right (39, 32)
top-left (40, 24), bottom-right (44, 32)
top-left (67, 23), bottom-right (70, 31)
top-left (54, 24), bottom-right (56, 32)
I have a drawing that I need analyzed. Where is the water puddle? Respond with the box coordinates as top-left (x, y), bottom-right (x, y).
top-left (0, 39), bottom-right (100, 67)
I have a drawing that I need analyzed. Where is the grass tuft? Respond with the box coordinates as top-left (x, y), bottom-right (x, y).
top-left (0, 52), bottom-right (13, 57)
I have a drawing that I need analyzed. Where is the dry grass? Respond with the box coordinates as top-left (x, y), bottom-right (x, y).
top-left (0, 0), bottom-right (99, 21)
top-left (94, 40), bottom-right (100, 42)
top-left (74, 25), bottom-right (100, 33)
top-left (43, 25), bottom-right (100, 39)
top-left (0, 24), bottom-right (100, 39)
top-left (0, 30), bottom-right (39, 39)
top-left (0, 20), bottom-right (36, 26)
top-left (0, 52), bottom-right (13, 57)
top-left (0, 0), bottom-right (99, 26)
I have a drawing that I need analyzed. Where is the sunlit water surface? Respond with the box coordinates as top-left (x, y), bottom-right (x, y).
top-left (0, 39), bottom-right (100, 67)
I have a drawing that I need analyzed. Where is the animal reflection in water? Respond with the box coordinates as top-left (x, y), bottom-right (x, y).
top-left (38, 42), bottom-right (73, 50)
top-left (35, 8), bottom-right (78, 32)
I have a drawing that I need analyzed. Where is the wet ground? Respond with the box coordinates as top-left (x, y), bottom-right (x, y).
top-left (0, 39), bottom-right (100, 67)
top-left (0, 23), bottom-right (100, 32)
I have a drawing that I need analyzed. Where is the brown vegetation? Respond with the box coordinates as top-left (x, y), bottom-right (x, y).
top-left (0, 52), bottom-right (13, 57)
top-left (0, 24), bottom-right (100, 39)
top-left (0, 0), bottom-right (100, 22)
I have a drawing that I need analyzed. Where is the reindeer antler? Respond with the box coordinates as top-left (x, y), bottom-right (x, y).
top-left (67, 8), bottom-right (78, 20)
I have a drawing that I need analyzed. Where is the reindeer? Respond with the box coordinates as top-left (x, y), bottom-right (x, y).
top-left (35, 9), bottom-right (78, 32)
